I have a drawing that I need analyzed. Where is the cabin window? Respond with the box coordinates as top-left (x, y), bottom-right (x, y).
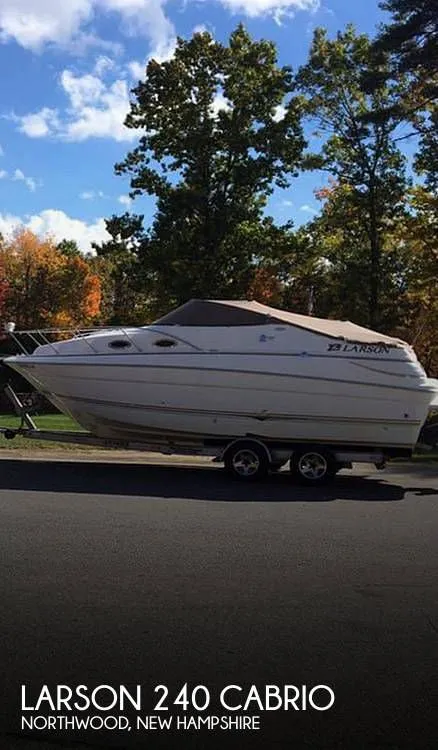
top-left (108, 339), bottom-right (132, 349)
top-left (154, 339), bottom-right (176, 348)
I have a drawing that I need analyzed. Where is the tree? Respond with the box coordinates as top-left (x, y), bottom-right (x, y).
top-left (228, 218), bottom-right (328, 313)
top-left (298, 181), bottom-right (412, 330)
top-left (415, 107), bottom-right (438, 190)
top-left (57, 239), bottom-right (81, 258)
top-left (224, 218), bottom-right (297, 307)
top-left (297, 181), bottom-right (438, 375)
top-left (0, 229), bottom-right (101, 329)
top-left (296, 26), bottom-right (409, 328)
top-left (374, 0), bottom-right (437, 83)
top-left (386, 186), bottom-right (438, 375)
top-left (92, 213), bottom-right (148, 324)
top-left (0, 234), bottom-right (9, 324)
top-left (116, 25), bottom-right (305, 313)
top-left (53, 254), bottom-right (102, 328)
top-left (371, 0), bottom-right (438, 189)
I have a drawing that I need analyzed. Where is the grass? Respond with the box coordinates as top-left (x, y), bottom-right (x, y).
top-left (0, 412), bottom-right (94, 451)
top-left (0, 413), bottom-right (80, 430)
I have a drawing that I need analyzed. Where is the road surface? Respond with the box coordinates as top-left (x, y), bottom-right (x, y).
top-left (0, 457), bottom-right (437, 750)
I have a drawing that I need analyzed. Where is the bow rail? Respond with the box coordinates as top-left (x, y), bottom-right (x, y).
top-left (2, 324), bottom-right (142, 356)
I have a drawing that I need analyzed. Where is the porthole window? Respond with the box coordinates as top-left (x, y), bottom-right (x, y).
top-left (154, 339), bottom-right (176, 348)
top-left (108, 340), bottom-right (132, 349)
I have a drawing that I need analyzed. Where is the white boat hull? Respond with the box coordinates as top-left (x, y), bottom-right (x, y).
top-left (8, 353), bottom-right (434, 450)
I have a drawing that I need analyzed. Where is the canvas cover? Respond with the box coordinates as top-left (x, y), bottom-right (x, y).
top-left (154, 299), bottom-right (406, 345)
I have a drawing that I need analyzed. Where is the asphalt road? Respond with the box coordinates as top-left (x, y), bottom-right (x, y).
top-left (0, 457), bottom-right (437, 750)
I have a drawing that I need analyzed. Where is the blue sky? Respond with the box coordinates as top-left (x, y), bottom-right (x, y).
top-left (0, 0), bottom-right (388, 251)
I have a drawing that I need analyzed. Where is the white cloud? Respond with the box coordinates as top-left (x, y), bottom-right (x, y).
top-left (0, 144), bottom-right (3, 156)
top-left (273, 105), bottom-right (286, 122)
top-left (0, 1), bottom-right (176, 58)
top-left (16, 69), bottom-right (136, 143)
top-left (12, 168), bottom-right (37, 191)
top-left (100, 0), bottom-right (176, 61)
top-left (17, 108), bottom-right (60, 138)
top-left (0, 213), bottom-right (20, 237)
top-left (216, 0), bottom-right (320, 18)
top-left (127, 60), bottom-right (145, 81)
top-left (210, 92), bottom-right (231, 118)
top-left (282, 199), bottom-right (293, 206)
top-left (192, 24), bottom-right (209, 35)
top-left (0, 0), bottom-right (92, 50)
top-left (14, 64), bottom-right (231, 142)
top-left (7, 1), bottom-right (320, 145)
top-left (126, 28), bottom-right (177, 83)
top-left (63, 32), bottom-right (124, 57)
top-left (93, 55), bottom-right (115, 77)
top-left (62, 75), bottom-right (135, 142)
top-left (126, 35), bottom-right (176, 82)
top-left (80, 189), bottom-right (105, 199)
top-left (118, 194), bottom-right (132, 206)
top-left (0, 1), bottom-right (319, 58)
top-left (300, 204), bottom-right (318, 215)
top-left (0, 168), bottom-right (40, 190)
top-left (149, 35), bottom-right (176, 63)
top-left (0, 209), bottom-right (109, 252)
top-left (61, 70), bottom-right (105, 110)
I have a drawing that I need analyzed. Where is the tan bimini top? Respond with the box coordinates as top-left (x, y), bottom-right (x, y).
top-left (154, 300), bottom-right (406, 346)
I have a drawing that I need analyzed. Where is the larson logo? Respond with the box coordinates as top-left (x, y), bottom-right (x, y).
top-left (327, 343), bottom-right (391, 354)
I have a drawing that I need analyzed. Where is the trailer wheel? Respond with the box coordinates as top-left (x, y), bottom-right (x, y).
top-left (224, 440), bottom-right (270, 481)
top-left (290, 448), bottom-right (336, 485)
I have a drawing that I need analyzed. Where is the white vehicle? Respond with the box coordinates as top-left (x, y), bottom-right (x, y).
top-left (3, 299), bottom-right (438, 483)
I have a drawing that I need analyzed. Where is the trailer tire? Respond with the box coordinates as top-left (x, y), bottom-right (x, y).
top-left (224, 440), bottom-right (270, 481)
top-left (290, 447), bottom-right (337, 485)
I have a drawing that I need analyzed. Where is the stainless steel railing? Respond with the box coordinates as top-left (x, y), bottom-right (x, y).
top-left (3, 325), bottom-right (135, 356)
top-left (2, 323), bottom-right (203, 356)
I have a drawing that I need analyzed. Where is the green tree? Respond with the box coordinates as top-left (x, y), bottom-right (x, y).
top-left (116, 25), bottom-right (305, 313)
top-left (386, 186), bottom-right (438, 374)
top-left (415, 108), bottom-right (438, 190)
top-left (374, 0), bottom-right (437, 82)
top-left (298, 181), bottom-right (414, 330)
top-left (223, 218), bottom-right (297, 306)
top-left (92, 213), bottom-right (147, 324)
top-left (371, 0), bottom-right (438, 189)
top-left (0, 236), bottom-right (9, 325)
top-left (297, 26), bottom-right (409, 328)
top-left (57, 239), bottom-right (81, 258)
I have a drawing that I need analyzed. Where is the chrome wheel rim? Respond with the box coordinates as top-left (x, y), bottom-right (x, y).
top-left (232, 450), bottom-right (260, 477)
top-left (298, 452), bottom-right (328, 480)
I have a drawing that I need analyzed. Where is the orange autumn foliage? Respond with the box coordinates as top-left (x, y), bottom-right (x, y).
top-left (0, 229), bottom-right (101, 329)
top-left (0, 259), bottom-right (9, 319)
top-left (247, 267), bottom-right (283, 306)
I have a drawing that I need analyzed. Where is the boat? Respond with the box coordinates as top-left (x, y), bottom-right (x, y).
top-left (4, 299), bottom-right (437, 461)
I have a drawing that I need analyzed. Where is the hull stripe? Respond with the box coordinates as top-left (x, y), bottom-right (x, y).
top-left (13, 362), bottom-right (434, 395)
top-left (52, 392), bottom-right (421, 427)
